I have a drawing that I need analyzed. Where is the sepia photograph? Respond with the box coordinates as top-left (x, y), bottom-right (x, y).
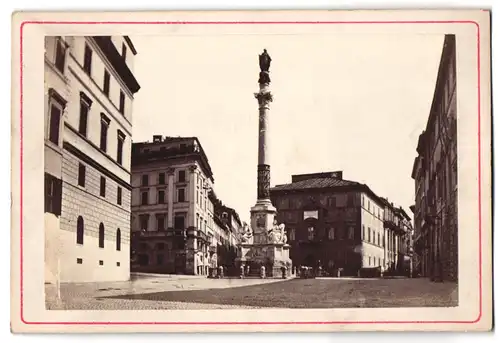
top-left (11, 9), bottom-right (492, 332)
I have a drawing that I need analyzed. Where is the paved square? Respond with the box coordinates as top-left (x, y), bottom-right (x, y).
top-left (46, 274), bottom-right (458, 310)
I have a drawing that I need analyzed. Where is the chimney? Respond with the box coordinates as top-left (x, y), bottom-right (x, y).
top-left (153, 135), bottom-right (162, 142)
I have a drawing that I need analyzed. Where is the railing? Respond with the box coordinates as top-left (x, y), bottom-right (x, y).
top-left (132, 230), bottom-right (168, 238)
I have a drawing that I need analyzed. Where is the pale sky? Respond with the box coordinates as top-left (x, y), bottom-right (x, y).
top-left (130, 33), bottom-right (445, 223)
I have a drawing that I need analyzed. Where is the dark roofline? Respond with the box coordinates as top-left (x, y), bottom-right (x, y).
top-left (213, 212), bottom-right (229, 233)
top-left (124, 36), bottom-right (138, 55)
top-left (270, 182), bottom-right (385, 207)
top-left (411, 155), bottom-right (419, 180)
top-left (394, 207), bottom-right (412, 221)
top-left (424, 34), bottom-right (455, 136)
top-left (208, 190), bottom-right (242, 228)
top-left (416, 131), bottom-right (426, 154)
top-left (131, 136), bottom-right (214, 182)
top-left (399, 208), bottom-right (412, 221)
top-left (378, 196), bottom-right (390, 207)
top-left (222, 206), bottom-right (242, 227)
top-left (91, 36), bottom-right (141, 94)
top-left (134, 136), bottom-right (193, 146)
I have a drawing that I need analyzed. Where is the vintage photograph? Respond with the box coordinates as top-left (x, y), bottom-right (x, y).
top-left (11, 9), bottom-right (492, 332)
top-left (43, 32), bottom-right (458, 310)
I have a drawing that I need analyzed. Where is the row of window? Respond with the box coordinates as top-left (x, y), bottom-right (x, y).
top-left (77, 162), bottom-right (123, 206)
top-left (82, 41), bottom-right (127, 115)
top-left (362, 196), bottom-right (382, 219)
top-left (140, 187), bottom-right (185, 205)
top-left (76, 258), bottom-right (121, 267)
top-left (76, 216), bottom-right (122, 251)
top-left (50, 38), bottom-right (128, 167)
top-left (284, 226), bottom-right (401, 249)
top-left (50, 37), bottom-right (128, 143)
top-left (141, 170), bottom-right (186, 187)
top-left (196, 174), bottom-right (210, 211)
top-left (277, 194), bottom-right (389, 212)
top-left (362, 225), bottom-right (401, 250)
top-left (138, 213), bottom-right (186, 231)
top-left (78, 91), bottom-right (126, 167)
top-left (196, 213), bottom-right (210, 234)
top-left (279, 194), bottom-right (357, 210)
top-left (286, 227), bottom-right (356, 241)
top-left (366, 256), bottom-right (384, 267)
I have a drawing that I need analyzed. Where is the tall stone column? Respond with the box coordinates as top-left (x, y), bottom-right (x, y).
top-left (250, 49), bottom-right (276, 247)
top-left (254, 58), bottom-right (273, 204)
top-left (235, 49), bottom-right (291, 278)
top-left (167, 168), bottom-right (175, 229)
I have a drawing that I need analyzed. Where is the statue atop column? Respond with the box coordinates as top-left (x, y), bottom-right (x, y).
top-left (258, 49), bottom-right (272, 84)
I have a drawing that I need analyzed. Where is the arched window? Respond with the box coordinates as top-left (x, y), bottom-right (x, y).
top-left (116, 228), bottom-right (121, 251)
top-left (99, 223), bottom-right (105, 248)
top-left (76, 216), bottom-right (84, 245)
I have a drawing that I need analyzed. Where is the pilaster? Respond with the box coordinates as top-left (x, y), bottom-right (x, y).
top-left (167, 167), bottom-right (175, 228)
top-left (188, 165), bottom-right (198, 228)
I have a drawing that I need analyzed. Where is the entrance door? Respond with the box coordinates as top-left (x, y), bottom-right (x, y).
top-left (304, 254), bottom-right (315, 267)
top-left (175, 253), bottom-right (186, 274)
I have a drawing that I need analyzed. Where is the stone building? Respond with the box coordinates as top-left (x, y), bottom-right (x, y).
top-left (44, 36), bottom-right (141, 283)
top-left (411, 34), bottom-right (458, 282)
top-left (411, 146), bottom-right (426, 276)
top-left (379, 198), bottom-right (414, 275)
top-left (270, 171), bottom-right (407, 276)
top-left (130, 135), bottom-right (240, 276)
top-left (209, 192), bottom-right (243, 274)
top-left (395, 207), bottom-right (413, 274)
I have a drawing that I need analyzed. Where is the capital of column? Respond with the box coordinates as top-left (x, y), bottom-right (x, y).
top-left (254, 90), bottom-right (273, 108)
top-left (189, 165), bottom-right (198, 173)
top-left (167, 167), bottom-right (175, 175)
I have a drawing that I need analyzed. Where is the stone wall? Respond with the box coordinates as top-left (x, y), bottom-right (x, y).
top-left (58, 151), bottom-right (131, 282)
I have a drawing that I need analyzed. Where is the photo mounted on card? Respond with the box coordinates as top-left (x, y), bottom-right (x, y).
top-left (10, 9), bottom-right (492, 333)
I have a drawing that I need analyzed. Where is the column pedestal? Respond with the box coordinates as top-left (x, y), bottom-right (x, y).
top-left (236, 200), bottom-right (292, 278)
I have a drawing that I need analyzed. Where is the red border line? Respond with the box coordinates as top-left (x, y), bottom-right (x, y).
top-left (19, 20), bottom-right (482, 326)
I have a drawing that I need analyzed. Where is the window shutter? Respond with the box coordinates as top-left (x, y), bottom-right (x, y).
top-left (54, 177), bottom-right (63, 216)
top-left (44, 173), bottom-right (50, 213)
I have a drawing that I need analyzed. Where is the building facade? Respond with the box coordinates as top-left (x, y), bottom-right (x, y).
top-left (270, 171), bottom-right (408, 276)
top-left (130, 135), bottom-right (240, 276)
top-left (411, 148), bottom-right (426, 276)
top-left (208, 193), bottom-right (243, 274)
top-left (44, 36), bottom-right (140, 283)
top-left (411, 34), bottom-right (458, 282)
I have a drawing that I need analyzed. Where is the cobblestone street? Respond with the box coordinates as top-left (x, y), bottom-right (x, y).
top-left (45, 273), bottom-right (458, 310)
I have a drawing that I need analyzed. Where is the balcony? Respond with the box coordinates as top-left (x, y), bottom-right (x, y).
top-left (197, 229), bottom-right (209, 243)
top-left (132, 229), bottom-right (168, 238)
top-left (383, 219), bottom-right (398, 231)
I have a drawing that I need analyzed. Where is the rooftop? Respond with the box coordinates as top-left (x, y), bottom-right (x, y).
top-left (132, 135), bottom-right (214, 182)
top-left (271, 171), bottom-right (386, 206)
top-left (272, 177), bottom-right (359, 191)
